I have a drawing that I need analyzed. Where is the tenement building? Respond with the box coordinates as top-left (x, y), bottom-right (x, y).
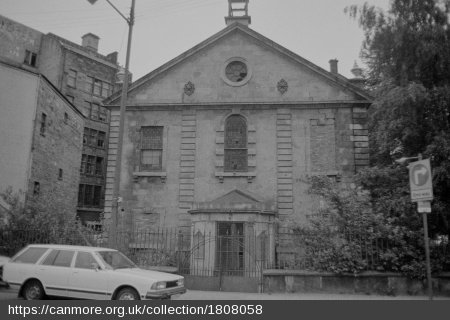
top-left (0, 14), bottom-right (121, 224)
top-left (0, 59), bottom-right (84, 218)
top-left (103, 0), bottom-right (371, 252)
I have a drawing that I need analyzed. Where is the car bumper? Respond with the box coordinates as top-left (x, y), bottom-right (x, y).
top-left (145, 287), bottom-right (187, 299)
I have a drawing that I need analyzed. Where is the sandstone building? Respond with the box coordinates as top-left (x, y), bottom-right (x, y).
top-left (0, 59), bottom-right (84, 218)
top-left (103, 0), bottom-right (371, 255)
top-left (0, 14), bottom-right (121, 224)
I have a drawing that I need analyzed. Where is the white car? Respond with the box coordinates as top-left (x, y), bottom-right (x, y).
top-left (2, 244), bottom-right (186, 300)
top-left (0, 255), bottom-right (10, 285)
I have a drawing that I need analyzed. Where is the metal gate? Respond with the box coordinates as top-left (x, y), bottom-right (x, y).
top-left (179, 223), bottom-right (269, 292)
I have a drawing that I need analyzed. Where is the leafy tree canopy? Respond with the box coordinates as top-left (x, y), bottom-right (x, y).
top-left (346, 0), bottom-right (450, 239)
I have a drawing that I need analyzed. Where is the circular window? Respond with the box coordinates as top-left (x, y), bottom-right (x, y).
top-left (221, 58), bottom-right (252, 87)
top-left (225, 61), bottom-right (248, 83)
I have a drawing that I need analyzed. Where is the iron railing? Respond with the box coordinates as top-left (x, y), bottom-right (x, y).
top-left (1, 225), bottom-right (448, 274)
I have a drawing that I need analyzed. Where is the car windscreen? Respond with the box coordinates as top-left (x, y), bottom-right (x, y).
top-left (95, 251), bottom-right (137, 270)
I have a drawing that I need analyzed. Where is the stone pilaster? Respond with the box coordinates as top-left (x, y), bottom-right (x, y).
top-left (276, 109), bottom-right (294, 217)
top-left (178, 110), bottom-right (197, 209)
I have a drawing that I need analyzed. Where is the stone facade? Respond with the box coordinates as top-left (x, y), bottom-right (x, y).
top-left (104, 23), bottom-right (372, 232)
top-left (0, 14), bottom-right (121, 224)
top-left (26, 76), bottom-right (84, 217)
top-left (0, 60), bottom-right (84, 219)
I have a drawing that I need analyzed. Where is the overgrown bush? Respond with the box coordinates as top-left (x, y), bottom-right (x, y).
top-left (291, 176), bottom-right (449, 279)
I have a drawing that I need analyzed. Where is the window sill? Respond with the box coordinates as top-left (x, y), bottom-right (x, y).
top-left (215, 172), bottom-right (256, 183)
top-left (133, 171), bottom-right (167, 183)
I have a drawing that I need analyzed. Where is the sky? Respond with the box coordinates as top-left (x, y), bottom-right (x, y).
top-left (1, 0), bottom-right (391, 80)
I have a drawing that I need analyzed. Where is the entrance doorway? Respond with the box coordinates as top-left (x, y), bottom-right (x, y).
top-left (216, 222), bottom-right (244, 276)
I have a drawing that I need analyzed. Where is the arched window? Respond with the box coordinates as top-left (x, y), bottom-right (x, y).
top-left (224, 115), bottom-right (247, 172)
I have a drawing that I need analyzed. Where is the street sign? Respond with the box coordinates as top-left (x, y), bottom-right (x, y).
top-left (409, 159), bottom-right (433, 202)
top-left (417, 201), bottom-right (431, 213)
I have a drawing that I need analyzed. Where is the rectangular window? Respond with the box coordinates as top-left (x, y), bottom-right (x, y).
top-left (86, 155), bottom-right (96, 175)
top-left (140, 126), bottom-right (163, 171)
top-left (33, 181), bottom-right (40, 196)
top-left (95, 157), bottom-right (104, 176)
top-left (67, 69), bottom-right (77, 88)
top-left (77, 184), bottom-right (103, 207)
top-left (78, 184), bottom-right (84, 206)
top-left (89, 129), bottom-right (97, 146)
top-left (83, 128), bottom-right (89, 145)
top-left (98, 106), bottom-right (107, 122)
top-left (24, 50), bottom-right (37, 67)
top-left (93, 79), bottom-right (102, 96)
top-left (84, 185), bottom-right (93, 206)
top-left (80, 154), bottom-right (87, 173)
top-left (91, 103), bottom-right (99, 121)
top-left (40, 113), bottom-right (47, 136)
top-left (97, 131), bottom-right (105, 148)
top-left (85, 76), bottom-right (94, 93)
top-left (101, 82), bottom-right (111, 98)
top-left (93, 186), bottom-right (101, 206)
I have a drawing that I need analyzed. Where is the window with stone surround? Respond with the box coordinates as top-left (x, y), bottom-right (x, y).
top-left (140, 126), bottom-right (163, 171)
top-left (78, 184), bottom-right (102, 207)
top-left (40, 113), bottom-right (47, 136)
top-left (83, 128), bottom-right (106, 149)
top-left (224, 115), bottom-right (247, 172)
top-left (85, 76), bottom-right (111, 98)
top-left (67, 69), bottom-right (77, 88)
top-left (24, 50), bottom-right (37, 67)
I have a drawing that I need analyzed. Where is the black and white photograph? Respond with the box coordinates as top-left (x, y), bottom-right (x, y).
top-left (0, 0), bottom-right (449, 319)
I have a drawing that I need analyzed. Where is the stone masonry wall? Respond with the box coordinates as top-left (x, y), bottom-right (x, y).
top-left (27, 78), bottom-right (84, 220)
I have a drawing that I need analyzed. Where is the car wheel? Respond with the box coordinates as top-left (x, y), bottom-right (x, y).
top-left (116, 287), bottom-right (140, 300)
top-left (23, 280), bottom-right (45, 300)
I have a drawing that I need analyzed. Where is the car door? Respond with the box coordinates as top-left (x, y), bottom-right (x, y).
top-left (36, 249), bottom-right (75, 297)
top-left (67, 251), bottom-right (109, 300)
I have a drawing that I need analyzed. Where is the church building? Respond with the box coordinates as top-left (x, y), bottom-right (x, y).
top-left (103, 1), bottom-right (371, 277)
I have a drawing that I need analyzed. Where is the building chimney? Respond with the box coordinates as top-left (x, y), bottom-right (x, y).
top-left (225, 0), bottom-right (251, 26)
top-left (82, 33), bottom-right (100, 52)
top-left (106, 51), bottom-right (118, 64)
top-left (329, 59), bottom-right (338, 74)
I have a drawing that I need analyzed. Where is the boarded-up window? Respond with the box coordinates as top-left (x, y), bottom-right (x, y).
top-left (140, 126), bottom-right (163, 171)
top-left (224, 115), bottom-right (247, 172)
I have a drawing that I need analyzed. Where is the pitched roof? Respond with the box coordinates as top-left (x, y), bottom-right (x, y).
top-left (105, 22), bottom-right (372, 104)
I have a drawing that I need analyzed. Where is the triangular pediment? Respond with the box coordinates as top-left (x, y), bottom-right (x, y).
top-left (211, 189), bottom-right (262, 207)
top-left (105, 23), bottom-right (372, 106)
top-left (190, 188), bottom-right (275, 213)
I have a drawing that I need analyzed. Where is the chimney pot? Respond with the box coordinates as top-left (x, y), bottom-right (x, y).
top-left (82, 33), bottom-right (100, 52)
top-left (329, 59), bottom-right (338, 74)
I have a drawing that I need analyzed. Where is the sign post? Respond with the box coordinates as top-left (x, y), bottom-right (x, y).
top-left (408, 158), bottom-right (433, 300)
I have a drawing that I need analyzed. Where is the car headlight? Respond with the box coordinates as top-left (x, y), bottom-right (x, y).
top-left (177, 278), bottom-right (184, 287)
top-left (151, 282), bottom-right (167, 290)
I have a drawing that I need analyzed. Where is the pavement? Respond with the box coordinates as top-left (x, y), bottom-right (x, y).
top-left (0, 287), bottom-right (448, 300)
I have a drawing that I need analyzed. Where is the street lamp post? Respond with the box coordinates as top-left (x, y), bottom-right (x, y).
top-left (88, 0), bottom-right (136, 246)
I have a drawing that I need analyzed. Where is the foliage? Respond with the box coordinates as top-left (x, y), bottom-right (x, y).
top-left (292, 176), bottom-right (449, 278)
top-left (0, 186), bottom-right (78, 230)
top-left (343, 0), bottom-right (450, 251)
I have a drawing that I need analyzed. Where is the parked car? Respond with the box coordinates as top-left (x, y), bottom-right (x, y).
top-left (0, 255), bottom-right (10, 285)
top-left (2, 244), bottom-right (186, 300)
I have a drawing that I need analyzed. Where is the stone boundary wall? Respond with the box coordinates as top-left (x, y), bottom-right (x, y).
top-left (263, 270), bottom-right (450, 297)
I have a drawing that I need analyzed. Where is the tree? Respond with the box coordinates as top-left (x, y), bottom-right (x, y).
top-left (346, 0), bottom-right (450, 242)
